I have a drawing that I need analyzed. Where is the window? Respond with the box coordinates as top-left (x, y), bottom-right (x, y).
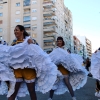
top-left (0, 13), bottom-right (3, 17)
top-left (15, 19), bottom-right (20, 23)
top-left (32, 1), bottom-right (37, 4)
top-left (16, 11), bottom-right (20, 14)
top-left (32, 17), bottom-right (37, 21)
top-left (23, 0), bottom-right (30, 6)
top-left (0, 20), bottom-right (2, 24)
top-left (23, 16), bottom-right (30, 22)
top-left (0, 6), bottom-right (3, 9)
top-left (43, 40), bottom-right (54, 47)
top-left (0, 28), bottom-right (3, 32)
top-left (32, 25), bottom-right (37, 31)
top-left (24, 24), bottom-right (31, 30)
top-left (16, 3), bottom-right (20, 7)
top-left (32, 9), bottom-right (37, 13)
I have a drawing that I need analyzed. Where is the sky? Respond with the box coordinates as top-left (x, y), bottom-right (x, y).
top-left (64, 0), bottom-right (100, 53)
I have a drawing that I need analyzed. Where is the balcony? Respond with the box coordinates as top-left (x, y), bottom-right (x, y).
top-left (43, 36), bottom-right (54, 40)
top-left (43, 38), bottom-right (55, 47)
top-left (43, 7), bottom-right (56, 11)
top-left (43, 1), bottom-right (55, 7)
top-left (43, 27), bottom-right (56, 32)
top-left (44, 48), bottom-right (53, 53)
top-left (43, 19), bottom-right (57, 24)
top-left (23, 8), bottom-right (30, 14)
top-left (43, 11), bottom-right (56, 16)
top-left (43, 19), bottom-right (57, 27)
top-left (24, 24), bottom-right (31, 31)
top-left (44, 32), bottom-right (56, 37)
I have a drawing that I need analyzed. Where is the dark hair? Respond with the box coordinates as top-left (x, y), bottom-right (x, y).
top-left (16, 25), bottom-right (29, 38)
top-left (57, 36), bottom-right (65, 46)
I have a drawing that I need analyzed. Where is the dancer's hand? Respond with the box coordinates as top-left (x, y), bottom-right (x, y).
top-left (27, 39), bottom-right (33, 44)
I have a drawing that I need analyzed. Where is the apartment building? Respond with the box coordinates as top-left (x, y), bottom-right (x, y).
top-left (73, 36), bottom-right (87, 59)
top-left (0, 0), bottom-right (44, 47)
top-left (73, 36), bottom-right (80, 54)
top-left (77, 36), bottom-right (92, 58)
top-left (0, 0), bottom-right (73, 53)
top-left (64, 6), bottom-right (74, 52)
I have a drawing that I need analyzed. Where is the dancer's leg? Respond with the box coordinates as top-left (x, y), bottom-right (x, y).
top-left (26, 82), bottom-right (37, 100)
top-left (8, 82), bottom-right (21, 100)
top-left (64, 75), bottom-right (74, 97)
top-left (49, 89), bottom-right (55, 99)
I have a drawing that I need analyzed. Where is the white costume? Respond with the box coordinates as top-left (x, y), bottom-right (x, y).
top-left (91, 50), bottom-right (100, 80)
top-left (91, 50), bottom-right (100, 97)
top-left (0, 37), bottom-right (58, 97)
top-left (49, 47), bottom-right (88, 94)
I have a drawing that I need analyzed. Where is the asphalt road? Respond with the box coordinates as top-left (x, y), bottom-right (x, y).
top-left (0, 77), bottom-right (99, 100)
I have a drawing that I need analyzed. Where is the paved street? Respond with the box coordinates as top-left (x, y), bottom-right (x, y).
top-left (0, 77), bottom-right (99, 100)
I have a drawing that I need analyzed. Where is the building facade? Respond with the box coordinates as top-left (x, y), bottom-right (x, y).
top-left (64, 6), bottom-right (74, 52)
top-left (77, 36), bottom-right (92, 58)
top-left (0, 0), bottom-right (73, 53)
top-left (73, 36), bottom-right (87, 59)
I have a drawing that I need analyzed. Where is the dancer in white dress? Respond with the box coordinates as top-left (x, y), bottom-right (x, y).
top-left (0, 25), bottom-right (58, 100)
top-left (48, 37), bottom-right (88, 100)
top-left (91, 48), bottom-right (100, 99)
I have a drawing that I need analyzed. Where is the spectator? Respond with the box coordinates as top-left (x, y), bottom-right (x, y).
top-left (85, 57), bottom-right (91, 71)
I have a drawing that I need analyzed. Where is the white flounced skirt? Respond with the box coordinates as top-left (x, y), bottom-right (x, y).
top-left (49, 48), bottom-right (88, 95)
top-left (0, 37), bottom-right (58, 97)
top-left (91, 51), bottom-right (100, 81)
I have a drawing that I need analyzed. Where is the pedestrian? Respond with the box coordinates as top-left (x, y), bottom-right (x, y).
top-left (85, 57), bottom-right (91, 71)
top-left (48, 36), bottom-right (88, 100)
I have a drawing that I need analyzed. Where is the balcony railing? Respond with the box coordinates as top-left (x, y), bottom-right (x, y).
top-left (43, 11), bottom-right (56, 17)
top-left (24, 8), bottom-right (30, 14)
top-left (43, 1), bottom-right (55, 7)
top-left (44, 32), bottom-right (55, 37)
top-left (43, 26), bottom-right (57, 32)
top-left (43, 20), bottom-right (57, 26)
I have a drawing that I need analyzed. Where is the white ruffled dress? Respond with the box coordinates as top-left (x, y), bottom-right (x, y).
top-left (90, 50), bottom-right (100, 97)
top-left (0, 37), bottom-right (58, 97)
top-left (91, 50), bottom-right (100, 80)
top-left (49, 48), bottom-right (88, 95)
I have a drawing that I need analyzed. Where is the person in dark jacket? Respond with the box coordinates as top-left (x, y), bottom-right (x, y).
top-left (85, 57), bottom-right (91, 71)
